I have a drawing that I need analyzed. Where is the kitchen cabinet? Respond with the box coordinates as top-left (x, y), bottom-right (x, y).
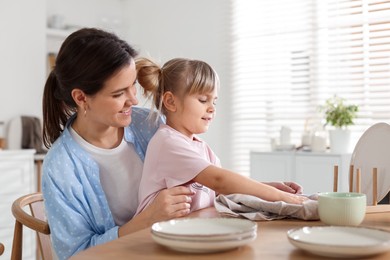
top-left (250, 151), bottom-right (295, 182)
top-left (0, 149), bottom-right (36, 259)
top-left (250, 150), bottom-right (351, 195)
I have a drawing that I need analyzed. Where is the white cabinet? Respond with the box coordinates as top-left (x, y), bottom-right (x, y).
top-left (294, 153), bottom-right (351, 194)
top-left (250, 151), bottom-right (351, 195)
top-left (0, 150), bottom-right (36, 259)
top-left (250, 151), bottom-right (294, 182)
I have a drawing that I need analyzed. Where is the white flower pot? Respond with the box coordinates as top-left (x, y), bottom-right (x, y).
top-left (311, 131), bottom-right (328, 152)
top-left (329, 129), bottom-right (351, 153)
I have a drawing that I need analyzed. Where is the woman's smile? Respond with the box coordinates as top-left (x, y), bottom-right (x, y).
top-left (120, 108), bottom-right (132, 116)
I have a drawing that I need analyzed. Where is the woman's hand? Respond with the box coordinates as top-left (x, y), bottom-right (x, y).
top-left (264, 181), bottom-right (303, 194)
top-left (119, 186), bottom-right (194, 237)
top-left (143, 186), bottom-right (194, 223)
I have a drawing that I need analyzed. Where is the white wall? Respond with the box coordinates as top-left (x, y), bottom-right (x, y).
top-left (0, 0), bottom-right (232, 167)
top-left (0, 0), bottom-right (46, 124)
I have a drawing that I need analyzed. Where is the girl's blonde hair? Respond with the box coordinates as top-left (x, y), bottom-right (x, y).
top-left (136, 57), bottom-right (219, 117)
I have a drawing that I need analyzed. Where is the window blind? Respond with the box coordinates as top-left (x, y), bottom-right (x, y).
top-left (231, 0), bottom-right (390, 176)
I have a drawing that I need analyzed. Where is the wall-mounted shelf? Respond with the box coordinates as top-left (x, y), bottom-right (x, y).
top-left (46, 27), bottom-right (78, 72)
top-left (46, 27), bottom-right (76, 38)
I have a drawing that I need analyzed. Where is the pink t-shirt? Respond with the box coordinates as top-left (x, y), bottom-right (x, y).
top-left (136, 124), bottom-right (221, 214)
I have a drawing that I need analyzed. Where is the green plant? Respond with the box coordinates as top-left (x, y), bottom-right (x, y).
top-left (320, 96), bottom-right (358, 129)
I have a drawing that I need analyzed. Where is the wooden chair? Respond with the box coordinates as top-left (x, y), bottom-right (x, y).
top-left (0, 242), bottom-right (4, 255)
top-left (11, 192), bottom-right (53, 260)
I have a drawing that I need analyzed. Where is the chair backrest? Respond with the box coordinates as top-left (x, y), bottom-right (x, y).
top-left (0, 242), bottom-right (4, 255)
top-left (11, 192), bottom-right (53, 260)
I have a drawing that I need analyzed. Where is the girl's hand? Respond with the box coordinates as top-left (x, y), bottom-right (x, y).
top-left (144, 186), bottom-right (194, 224)
top-left (264, 181), bottom-right (303, 194)
top-left (283, 192), bottom-right (309, 204)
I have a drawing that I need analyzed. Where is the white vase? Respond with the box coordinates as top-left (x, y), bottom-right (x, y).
top-left (329, 129), bottom-right (351, 153)
top-left (311, 131), bottom-right (328, 152)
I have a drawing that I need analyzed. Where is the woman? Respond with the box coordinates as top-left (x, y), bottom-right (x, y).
top-left (41, 28), bottom-right (193, 259)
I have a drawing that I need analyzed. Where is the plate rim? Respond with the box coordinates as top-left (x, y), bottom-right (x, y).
top-left (152, 231), bottom-right (257, 253)
top-left (152, 230), bottom-right (256, 243)
top-left (287, 225), bottom-right (390, 257)
top-left (151, 217), bottom-right (257, 238)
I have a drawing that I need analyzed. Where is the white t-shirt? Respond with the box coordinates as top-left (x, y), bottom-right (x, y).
top-left (70, 127), bottom-right (143, 225)
top-left (136, 124), bottom-right (221, 214)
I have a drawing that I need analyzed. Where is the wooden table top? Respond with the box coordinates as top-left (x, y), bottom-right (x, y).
top-left (71, 207), bottom-right (390, 260)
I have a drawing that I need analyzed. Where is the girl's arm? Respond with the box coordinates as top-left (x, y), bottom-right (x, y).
top-left (193, 165), bottom-right (307, 204)
top-left (264, 181), bottom-right (303, 194)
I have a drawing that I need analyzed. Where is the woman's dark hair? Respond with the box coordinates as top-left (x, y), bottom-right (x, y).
top-left (42, 28), bottom-right (137, 148)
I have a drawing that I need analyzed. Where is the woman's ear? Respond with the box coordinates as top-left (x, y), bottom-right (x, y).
top-left (71, 89), bottom-right (87, 108)
top-left (162, 91), bottom-right (177, 112)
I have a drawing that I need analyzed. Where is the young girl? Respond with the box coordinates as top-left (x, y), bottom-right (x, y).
top-left (135, 57), bottom-right (307, 214)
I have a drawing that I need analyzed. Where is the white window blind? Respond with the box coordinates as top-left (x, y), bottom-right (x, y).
top-left (231, 0), bottom-right (390, 176)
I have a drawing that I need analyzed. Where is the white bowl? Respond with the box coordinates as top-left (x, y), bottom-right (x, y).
top-left (318, 192), bottom-right (366, 226)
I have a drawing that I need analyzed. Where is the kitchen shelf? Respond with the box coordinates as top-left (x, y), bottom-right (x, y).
top-left (46, 27), bottom-right (77, 38)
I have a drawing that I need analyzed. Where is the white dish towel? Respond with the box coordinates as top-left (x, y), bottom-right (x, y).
top-left (214, 193), bottom-right (319, 221)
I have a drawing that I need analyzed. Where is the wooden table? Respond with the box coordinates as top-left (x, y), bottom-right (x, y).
top-left (71, 208), bottom-right (390, 260)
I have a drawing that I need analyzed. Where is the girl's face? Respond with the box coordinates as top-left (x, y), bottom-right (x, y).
top-left (85, 60), bottom-right (138, 130)
top-left (171, 88), bottom-right (218, 138)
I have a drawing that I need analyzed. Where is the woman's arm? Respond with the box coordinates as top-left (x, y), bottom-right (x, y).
top-left (118, 186), bottom-right (194, 236)
top-left (193, 165), bottom-right (307, 204)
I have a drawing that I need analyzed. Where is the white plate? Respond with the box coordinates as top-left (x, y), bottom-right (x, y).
top-left (287, 226), bottom-right (390, 258)
top-left (151, 217), bottom-right (257, 240)
top-left (350, 123), bottom-right (390, 205)
top-left (151, 218), bottom-right (257, 253)
top-left (152, 232), bottom-right (256, 253)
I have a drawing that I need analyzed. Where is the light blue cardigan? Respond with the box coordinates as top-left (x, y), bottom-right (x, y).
top-left (42, 107), bottom-right (161, 260)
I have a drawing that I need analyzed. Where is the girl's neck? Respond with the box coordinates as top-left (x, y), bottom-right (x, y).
top-left (166, 118), bottom-right (194, 139)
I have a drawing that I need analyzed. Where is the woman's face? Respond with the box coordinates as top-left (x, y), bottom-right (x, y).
top-left (86, 60), bottom-right (138, 130)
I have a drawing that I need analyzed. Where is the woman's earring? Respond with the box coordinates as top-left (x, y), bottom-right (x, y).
top-left (84, 108), bottom-right (87, 117)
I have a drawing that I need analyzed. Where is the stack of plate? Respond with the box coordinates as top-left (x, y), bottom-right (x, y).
top-left (151, 218), bottom-right (257, 253)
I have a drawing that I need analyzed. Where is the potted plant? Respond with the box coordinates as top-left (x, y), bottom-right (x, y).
top-left (320, 96), bottom-right (358, 153)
